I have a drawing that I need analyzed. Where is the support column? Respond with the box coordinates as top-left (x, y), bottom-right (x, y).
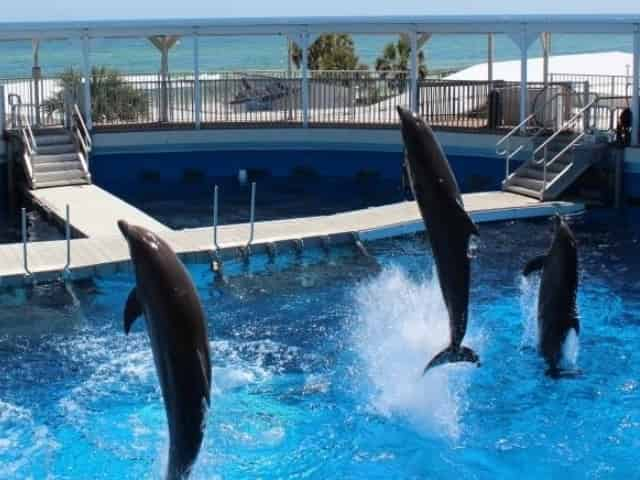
top-left (410, 31), bottom-right (418, 112)
top-left (301, 33), bottom-right (310, 128)
top-left (81, 35), bottom-right (93, 131)
top-left (0, 84), bottom-right (5, 133)
top-left (193, 34), bottom-right (201, 129)
top-left (542, 32), bottom-right (551, 88)
top-left (149, 36), bottom-right (180, 123)
top-left (487, 33), bottom-right (494, 88)
top-left (519, 28), bottom-right (529, 127)
top-left (633, 27), bottom-right (640, 146)
top-left (32, 40), bottom-right (41, 127)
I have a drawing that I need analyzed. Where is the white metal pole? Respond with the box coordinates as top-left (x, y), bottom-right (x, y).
top-left (410, 31), bottom-right (418, 112)
top-left (301, 33), bottom-right (310, 127)
top-left (81, 35), bottom-right (93, 130)
top-left (519, 28), bottom-right (529, 129)
top-left (193, 33), bottom-right (201, 129)
top-left (632, 27), bottom-right (640, 146)
top-left (488, 33), bottom-right (494, 89)
top-left (542, 32), bottom-right (551, 88)
top-left (0, 85), bottom-right (5, 133)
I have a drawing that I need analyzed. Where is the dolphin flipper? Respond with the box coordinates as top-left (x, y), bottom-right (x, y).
top-left (124, 287), bottom-right (143, 334)
top-left (423, 345), bottom-right (480, 374)
top-left (523, 255), bottom-right (546, 276)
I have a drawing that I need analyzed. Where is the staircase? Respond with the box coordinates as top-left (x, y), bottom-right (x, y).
top-left (497, 94), bottom-right (602, 201)
top-left (15, 103), bottom-right (92, 190)
top-left (30, 130), bottom-right (91, 189)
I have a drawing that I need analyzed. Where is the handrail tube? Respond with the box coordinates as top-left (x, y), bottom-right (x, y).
top-left (546, 132), bottom-right (586, 170)
top-left (533, 97), bottom-right (598, 158)
top-left (73, 104), bottom-right (92, 150)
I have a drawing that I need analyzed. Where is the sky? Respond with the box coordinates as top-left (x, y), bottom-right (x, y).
top-left (2, 0), bottom-right (640, 23)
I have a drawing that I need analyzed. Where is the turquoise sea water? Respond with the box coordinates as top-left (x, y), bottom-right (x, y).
top-left (0, 33), bottom-right (634, 78)
top-left (1, 209), bottom-right (640, 478)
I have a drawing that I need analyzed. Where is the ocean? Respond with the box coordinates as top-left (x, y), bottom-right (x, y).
top-left (0, 33), bottom-right (634, 78)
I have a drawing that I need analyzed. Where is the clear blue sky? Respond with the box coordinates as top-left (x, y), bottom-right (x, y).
top-left (3, 0), bottom-right (639, 22)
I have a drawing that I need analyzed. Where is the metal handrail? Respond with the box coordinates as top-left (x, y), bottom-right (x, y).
top-left (532, 96), bottom-right (599, 160)
top-left (73, 104), bottom-right (92, 150)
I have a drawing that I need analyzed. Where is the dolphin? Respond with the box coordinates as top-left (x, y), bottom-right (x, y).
top-left (396, 106), bottom-right (480, 373)
top-left (522, 215), bottom-right (579, 377)
top-left (118, 220), bottom-right (211, 480)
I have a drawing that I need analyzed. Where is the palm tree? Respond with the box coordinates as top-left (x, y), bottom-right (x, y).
top-left (43, 67), bottom-right (148, 123)
top-left (290, 34), bottom-right (366, 71)
top-left (375, 36), bottom-right (428, 89)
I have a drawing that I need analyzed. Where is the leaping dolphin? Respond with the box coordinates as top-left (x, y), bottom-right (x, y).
top-left (397, 106), bottom-right (480, 373)
top-left (118, 220), bottom-right (212, 480)
top-left (522, 215), bottom-right (580, 377)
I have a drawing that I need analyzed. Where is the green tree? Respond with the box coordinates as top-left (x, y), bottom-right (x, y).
top-left (375, 36), bottom-right (428, 81)
top-left (44, 66), bottom-right (148, 123)
top-left (291, 34), bottom-right (367, 71)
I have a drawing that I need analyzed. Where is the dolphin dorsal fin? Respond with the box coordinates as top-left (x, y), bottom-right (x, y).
top-left (124, 287), bottom-right (143, 334)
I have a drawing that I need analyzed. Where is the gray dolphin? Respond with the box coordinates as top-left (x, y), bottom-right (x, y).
top-left (397, 106), bottom-right (480, 373)
top-left (522, 215), bottom-right (580, 377)
top-left (118, 220), bottom-right (211, 480)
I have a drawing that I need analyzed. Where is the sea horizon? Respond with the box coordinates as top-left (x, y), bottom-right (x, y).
top-left (0, 33), bottom-right (634, 79)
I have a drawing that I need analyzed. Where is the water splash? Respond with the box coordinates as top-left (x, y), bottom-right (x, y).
top-left (561, 328), bottom-right (580, 368)
top-left (519, 275), bottom-right (539, 348)
top-left (351, 266), bottom-right (478, 439)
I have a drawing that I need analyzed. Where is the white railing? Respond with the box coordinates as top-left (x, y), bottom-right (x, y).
top-left (71, 103), bottom-right (92, 180)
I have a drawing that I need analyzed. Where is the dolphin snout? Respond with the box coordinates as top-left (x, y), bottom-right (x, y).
top-left (117, 220), bottom-right (131, 239)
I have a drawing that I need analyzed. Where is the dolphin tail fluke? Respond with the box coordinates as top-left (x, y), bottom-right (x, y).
top-left (423, 345), bottom-right (480, 374)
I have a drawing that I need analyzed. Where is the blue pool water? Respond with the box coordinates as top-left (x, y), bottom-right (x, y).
top-left (2, 209), bottom-right (640, 478)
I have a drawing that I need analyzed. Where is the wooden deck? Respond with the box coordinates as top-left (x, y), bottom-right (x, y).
top-left (28, 185), bottom-right (170, 237)
top-left (0, 191), bottom-right (584, 288)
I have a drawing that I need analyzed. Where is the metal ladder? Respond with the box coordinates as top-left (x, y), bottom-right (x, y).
top-left (497, 90), bottom-right (603, 201)
top-left (9, 95), bottom-right (92, 190)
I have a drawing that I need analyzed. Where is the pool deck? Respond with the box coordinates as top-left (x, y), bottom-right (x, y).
top-left (27, 185), bottom-right (170, 237)
top-left (0, 190), bottom-right (584, 288)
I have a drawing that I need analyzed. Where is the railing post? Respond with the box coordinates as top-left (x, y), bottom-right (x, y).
top-left (301, 33), bottom-right (310, 128)
top-left (63, 204), bottom-right (71, 278)
top-left (213, 185), bottom-right (219, 250)
top-left (487, 33), bottom-right (494, 90)
top-left (81, 34), bottom-right (93, 131)
top-left (583, 81), bottom-right (591, 132)
top-left (0, 85), bottom-right (5, 133)
top-left (21, 208), bottom-right (32, 278)
top-left (632, 27), bottom-right (640, 146)
top-left (193, 33), bottom-right (201, 129)
top-left (410, 31), bottom-right (418, 112)
top-left (246, 181), bottom-right (256, 247)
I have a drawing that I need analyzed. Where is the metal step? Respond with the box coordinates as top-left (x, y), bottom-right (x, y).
top-left (33, 169), bottom-right (89, 186)
top-left (515, 167), bottom-right (564, 182)
top-left (33, 160), bottom-right (83, 173)
top-left (503, 184), bottom-right (542, 200)
top-left (31, 153), bottom-right (79, 164)
top-left (36, 143), bottom-right (75, 155)
top-left (508, 176), bottom-right (545, 192)
top-left (33, 178), bottom-right (91, 189)
top-left (35, 134), bottom-right (73, 146)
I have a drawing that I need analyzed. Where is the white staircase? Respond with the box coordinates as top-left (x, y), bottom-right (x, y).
top-left (497, 93), bottom-right (603, 201)
top-left (16, 104), bottom-right (92, 190)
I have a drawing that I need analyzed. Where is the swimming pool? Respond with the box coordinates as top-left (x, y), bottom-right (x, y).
top-left (1, 209), bottom-right (639, 478)
top-left (92, 149), bottom-right (504, 229)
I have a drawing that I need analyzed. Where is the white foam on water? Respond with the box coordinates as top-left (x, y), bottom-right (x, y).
top-left (0, 400), bottom-right (59, 478)
top-left (561, 328), bottom-right (580, 368)
top-left (351, 266), bottom-right (479, 439)
top-left (519, 275), bottom-right (540, 348)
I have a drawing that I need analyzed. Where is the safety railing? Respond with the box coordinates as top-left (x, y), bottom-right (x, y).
top-left (71, 103), bottom-right (92, 180)
top-left (497, 86), bottom-right (580, 179)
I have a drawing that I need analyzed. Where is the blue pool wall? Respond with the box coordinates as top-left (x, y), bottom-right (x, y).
top-left (91, 149), bottom-right (505, 195)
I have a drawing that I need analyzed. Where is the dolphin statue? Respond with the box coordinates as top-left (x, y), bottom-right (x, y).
top-left (118, 220), bottom-right (211, 480)
top-left (522, 215), bottom-right (580, 377)
top-left (396, 106), bottom-right (480, 373)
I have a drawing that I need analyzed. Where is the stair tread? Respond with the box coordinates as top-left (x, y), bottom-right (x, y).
top-left (503, 184), bottom-right (542, 200)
